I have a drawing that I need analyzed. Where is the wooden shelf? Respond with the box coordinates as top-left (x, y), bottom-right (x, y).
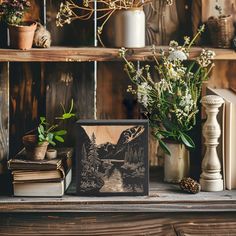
top-left (0, 47), bottom-right (235, 62)
top-left (1, 179), bottom-right (236, 213)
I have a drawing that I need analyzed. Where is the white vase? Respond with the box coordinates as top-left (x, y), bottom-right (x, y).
top-left (163, 142), bottom-right (190, 183)
top-left (111, 8), bottom-right (145, 48)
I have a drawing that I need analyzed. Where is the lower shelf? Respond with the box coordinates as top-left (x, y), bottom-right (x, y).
top-left (0, 173), bottom-right (236, 213)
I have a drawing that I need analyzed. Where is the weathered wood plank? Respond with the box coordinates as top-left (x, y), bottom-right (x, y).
top-left (46, 0), bottom-right (94, 46)
top-left (9, 62), bottom-right (45, 157)
top-left (145, 0), bottom-right (190, 45)
top-left (1, 176), bottom-right (236, 212)
top-left (0, 47), bottom-right (235, 62)
top-left (0, 213), bottom-right (236, 235)
top-left (96, 62), bottom-right (139, 119)
top-left (0, 63), bottom-right (9, 174)
top-left (45, 62), bottom-right (94, 147)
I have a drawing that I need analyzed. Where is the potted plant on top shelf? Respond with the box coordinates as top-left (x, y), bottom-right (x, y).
top-left (119, 25), bottom-right (215, 183)
top-left (23, 100), bottom-right (75, 161)
top-left (56, 0), bottom-right (173, 48)
top-left (0, 0), bottom-right (36, 50)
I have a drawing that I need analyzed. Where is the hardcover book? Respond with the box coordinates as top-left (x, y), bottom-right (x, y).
top-left (207, 87), bottom-right (236, 190)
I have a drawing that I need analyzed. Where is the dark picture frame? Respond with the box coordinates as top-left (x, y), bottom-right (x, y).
top-left (76, 120), bottom-right (149, 196)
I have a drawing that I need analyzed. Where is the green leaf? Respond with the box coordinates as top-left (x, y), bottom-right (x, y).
top-left (37, 127), bottom-right (41, 135)
top-left (48, 140), bottom-right (56, 146)
top-left (39, 124), bottom-right (44, 133)
top-left (54, 130), bottom-right (67, 136)
top-left (38, 134), bottom-right (44, 141)
top-left (69, 99), bottom-right (74, 114)
top-left (62, 113), bottom-right (75, 119)
top-left (55, 135), bottom-right (64, 143)
top-left (159, 139), bottom-right (171, 156)
top-left (40, 117), bottom-right (46, 124)
top-left (47, 132), bottom-right (54, 141)
top-left (158, 130), bottom-right (171, 138)
top-left (179, 132), bottom-right (195, 148)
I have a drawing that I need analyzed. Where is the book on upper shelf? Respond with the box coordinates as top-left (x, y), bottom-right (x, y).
top-left (8, 147), bottom-right (73, 197)
top-left (207, 87), bottom-right (236, 190)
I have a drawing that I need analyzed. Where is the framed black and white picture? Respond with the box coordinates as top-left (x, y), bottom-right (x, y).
top-left (76, 120), bottom-right (149, 196)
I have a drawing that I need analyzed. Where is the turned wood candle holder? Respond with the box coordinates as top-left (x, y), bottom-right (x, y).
top-left (200, 95), bottom-right (224, 191)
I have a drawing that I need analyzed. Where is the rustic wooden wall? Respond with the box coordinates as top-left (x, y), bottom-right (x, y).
top-left (145, 0), bottom-right (191, 45)
top-left (0, 63), bottom-right (9, 174)
top-left (9, 63), bottom-right (45, 157)
top-left (45, 62), bottom-right (95, 147)
top-left (7, 0), bottom-right (95, 158)
top-left (46, 0), bottom-right (94, 46)
top-left (1, 0), bottom-right (236, 172)
top-left (97, 62), bottom-right (139, 119)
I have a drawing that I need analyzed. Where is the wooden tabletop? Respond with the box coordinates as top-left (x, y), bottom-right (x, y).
top-left (0, 178), bottom-right (236, 213)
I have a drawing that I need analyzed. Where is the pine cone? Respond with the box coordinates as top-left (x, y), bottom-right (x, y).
top-left (179, 177), bottom-right (201, 194)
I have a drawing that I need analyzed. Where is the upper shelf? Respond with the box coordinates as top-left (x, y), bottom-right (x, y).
top-left (0, 46), bottom-right (235, 62)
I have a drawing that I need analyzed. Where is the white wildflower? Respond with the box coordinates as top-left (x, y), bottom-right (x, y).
top-left (169, 40), bottom-right (178, 48)
top-left (159, 79), bottom-right (169, 92)
top-left (137, 82), bottom-right (152, 108)
top-left (184, 36), bottom-right (190, 45)
top-left (179, 93), bottom-right (194, 113)
top-left (197, 49), bottom-right (215, 67)
top-left (168, 50), bottom-right (188, 61)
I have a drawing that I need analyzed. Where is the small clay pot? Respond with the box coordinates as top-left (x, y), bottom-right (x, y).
top-left (22, 134), bottom-right (48, 161)
top-left (46, 149), bottom-right (57, 160)
top-left (8, 21), bottom-right (37, 50)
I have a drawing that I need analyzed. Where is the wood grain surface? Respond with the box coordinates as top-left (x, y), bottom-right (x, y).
top-left (0, 212), bottom-right (236, 235)
top-left (1, 174), bottom-right (236, 213)
top-left (0, 47), bottom-right (235, 62)
top-left (0, 63), bottom-right (9, 173)
top-left (46, 0), bottom-right (94, 46)
top-left (9, 63), bottom-right (45, 157)
top-left (45, 62), bottom-right (95, 147)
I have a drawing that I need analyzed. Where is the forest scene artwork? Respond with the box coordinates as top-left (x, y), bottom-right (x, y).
top-left (76, 120), bottom-right (148, 196)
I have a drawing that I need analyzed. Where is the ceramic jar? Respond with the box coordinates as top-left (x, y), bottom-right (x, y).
top-left (163, 141), bottom-right (190, 183)
top-left (111, 8), bottom-right (145, 48)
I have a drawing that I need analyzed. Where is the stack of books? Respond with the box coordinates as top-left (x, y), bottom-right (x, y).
top-left (8, 148), bottom-right (73, 197)
top-left (207, 87), bottom-right (236, 190)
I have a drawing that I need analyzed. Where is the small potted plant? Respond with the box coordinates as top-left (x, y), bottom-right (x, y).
top-left (207, 4), bottom-right (234, 48)
top-left (56, 0), bottom-right (172, 48)
top-left (119, 25), bottom-right (215, 182)
top-left (23, 100), bottom-right (75, 161)
top-left (0, 0), bottom-right (36, 49)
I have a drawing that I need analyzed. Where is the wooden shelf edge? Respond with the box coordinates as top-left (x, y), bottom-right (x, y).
top-left (0, 197), bottom-right (236, 213)
top-left (0, 47), bottom-right (235, 62)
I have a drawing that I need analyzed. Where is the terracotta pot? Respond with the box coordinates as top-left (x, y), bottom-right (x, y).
top-left (22, 134), bottom-right (48, 161)
top-left (162, 140), bottom-right (190, 183)
top-left (8, 21), bottom-right (37, 50)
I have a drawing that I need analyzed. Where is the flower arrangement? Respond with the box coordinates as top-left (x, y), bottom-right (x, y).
top-left (0, 0), bottom-right (31, 25)
top-left (119, 25), bottom-right (215, 154)
top-left (56, 0), bottom-right (173, 45)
